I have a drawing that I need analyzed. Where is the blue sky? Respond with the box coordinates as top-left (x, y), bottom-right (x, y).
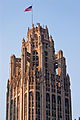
top-left (0, 0), bottom-right (80, 119)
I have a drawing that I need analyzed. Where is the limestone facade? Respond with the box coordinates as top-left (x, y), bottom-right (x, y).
top-left (6, 23), bottom-right (72, 120)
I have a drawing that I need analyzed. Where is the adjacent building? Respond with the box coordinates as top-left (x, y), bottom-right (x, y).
top-left (6, 23), bottom-right (72, 120)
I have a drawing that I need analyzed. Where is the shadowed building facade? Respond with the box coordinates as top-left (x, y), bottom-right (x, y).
top-left (6, 23), bottom-right (72, 120)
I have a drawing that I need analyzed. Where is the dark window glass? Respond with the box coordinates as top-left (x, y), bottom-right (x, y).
top-left (14, 99), bottom-right (16, 120)
top-left (33, 51), bottom-right (35, 55)
top-left (36, 62), bottom-right (39, 66)
top-left (33, 62), bottom-right (35, 66)
top-left (52, 95), bottom-right (56, 119)
top-left (32, 42), bottom-right (35, 48)
top-left (36, 51), bottom-right (38, 55)
top-left (45, 63), bottom-right (48, 68)
top-left (46, 43), bottom-right (48, 48)
top-left (36, 56), bottom-right (38, 61)
top-left (33, 56), bottom-right (35, 61)
top-left (36, 92), bottom-right (40, 119)
top-left (65, 98), bottom-right (69, 120)
top-left (45, 57), bottom-right (47, 62)
top-left (45, 51), bottom-right (48, 56)
top-left (57, 96), bottom-right (62, 120)
top-left (46, 93), bottom-right (50, 119)
top-left (10, 100), bottom-right (13, 120)
top-left (24, 94), bottom-right (27, 120)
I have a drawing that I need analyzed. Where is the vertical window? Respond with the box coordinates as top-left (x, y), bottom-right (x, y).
top-left (33, 56), bottom-right (35, 61)
top-left (36, 56), bottom-right (38, 61)
top-left (57, 96), bottom-right (62, 120)
top-left (17, 96), bottom-right (20, 120)
top-left (46, 73), bottom-right (50, 91)
top-left (65, 98), bottom-right (69, 120)
top-left (32, 42), bottom-right (35, 48)
top-left (45, 51), bottom-right (48, 76)
top-left (11, 87), bottom-right (13, 98)
top-left (14, 99), bottom-right (16, 120)
top-left (24, 94), bottom-right (27, 120)
top-left (10, 100), bottom-right (13, 120)
top-left (51, 74), bottom-right (55, 93)
top-left (45, 57), bottom-right (47, 62)
top-left (14, 86), bottom-right (16, 96)
top-left (32, 51), bottom-right (39, 67)
top-left (46, 93), bottom-right (50, 120)
top-left (45, 51), bottom-right (48, 56)
top-left (36, 92), bottom-right (40, 120)
top-left (52, 95), bottom-right (56, 120)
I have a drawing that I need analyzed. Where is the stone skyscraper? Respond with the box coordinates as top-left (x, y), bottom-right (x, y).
top-left (6, 23), bottom-right (72, 120)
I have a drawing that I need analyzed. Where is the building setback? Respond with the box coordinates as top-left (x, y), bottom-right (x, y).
top-left (6, 23), bottom-right (72, 120)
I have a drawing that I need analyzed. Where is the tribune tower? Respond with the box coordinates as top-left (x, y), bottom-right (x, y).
top-left (6, 23), bottom-right (72, 120)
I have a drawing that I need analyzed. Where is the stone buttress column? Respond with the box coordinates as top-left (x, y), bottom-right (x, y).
top-left (8, 85), bottom-right (11, 120)
top-left (27, 75), bottom-right (29, 120)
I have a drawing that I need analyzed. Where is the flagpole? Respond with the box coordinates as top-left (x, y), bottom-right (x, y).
top-left (32, 3), bottom-right (33, 25)
top-left (32, 6), bottom-right (33, 25)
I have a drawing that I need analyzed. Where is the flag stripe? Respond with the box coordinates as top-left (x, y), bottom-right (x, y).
top-left (24, 6), bottom-right (32, 12)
